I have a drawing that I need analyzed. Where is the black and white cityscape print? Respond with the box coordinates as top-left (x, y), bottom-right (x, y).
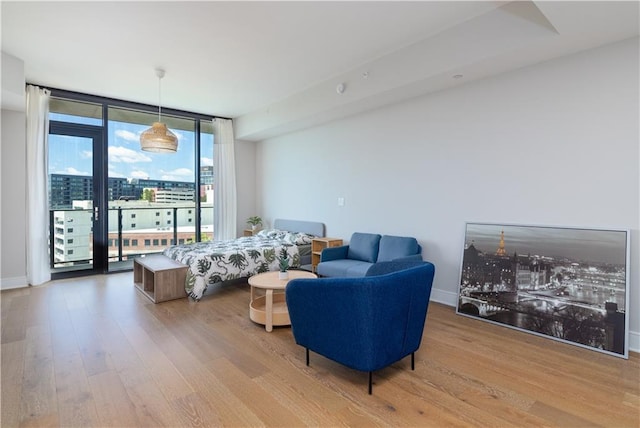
top-left (457, 223), bottom-right (629, 358)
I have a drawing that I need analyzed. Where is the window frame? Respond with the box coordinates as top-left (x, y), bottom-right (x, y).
top-left (45, 87), bottom-right (226, 275)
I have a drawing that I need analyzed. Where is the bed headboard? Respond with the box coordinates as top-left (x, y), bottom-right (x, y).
top-left (273, 219), bottom-right (325, 237)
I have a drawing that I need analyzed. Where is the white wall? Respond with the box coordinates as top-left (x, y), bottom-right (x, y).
top-left (234, 139), bottom-right (257, 235)
top-left (1, 109), bottom-right (27, 288)
top-left (256, 37), bottom-right (640, 351)
top-left (1, 51), bottom-right (25, 112)
top-left (1, 51), bottom-right (27, 289)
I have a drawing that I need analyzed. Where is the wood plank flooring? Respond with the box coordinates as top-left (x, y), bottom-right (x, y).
top-left (1, 272), bottom-right (638, 427)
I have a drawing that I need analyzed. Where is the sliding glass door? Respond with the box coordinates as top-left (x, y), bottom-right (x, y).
top-left (48, 121), bottom-right (107, 275)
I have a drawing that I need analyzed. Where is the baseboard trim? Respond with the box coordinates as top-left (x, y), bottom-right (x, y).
top-left (430, 287), bottom-right (639, 354)
top-left (0, 276), bottom-right (28, 290)
top-left (629, 331), bottom-right (639, 354)
top-left (430, 287), bottom-right (458, 307)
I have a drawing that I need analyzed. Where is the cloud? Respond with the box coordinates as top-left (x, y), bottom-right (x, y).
top-left (80, 150), bottom-right (92, 159)
top-left (200, 157), bottom-right (213, 166)
top-left (108, 169), bottom-right (126, 178)
top-left (64, 167), bottom-right (90, 176)
top-left (109, 146), bottom-right (152, 163)
top-left (163, 168), bottom-right (192, 176)
top-left (160, 167), bottom-right (193, 181)
top-left (115, 129), bottom-right (140, 143)
top-left (130, 170), bottom-right (149, 179)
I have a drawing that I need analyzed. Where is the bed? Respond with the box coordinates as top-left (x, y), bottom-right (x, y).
top-left (162, 219), bottom-right (325, 300)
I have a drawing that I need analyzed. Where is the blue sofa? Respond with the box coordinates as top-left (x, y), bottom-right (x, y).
top-left (286, 261), bottom-right (436, 394)
top-left (316, 232), bottom-right (422, 277)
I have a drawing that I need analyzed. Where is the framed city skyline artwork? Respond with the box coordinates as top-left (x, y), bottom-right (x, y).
top-left (456, 222), bottom-right (630, 358)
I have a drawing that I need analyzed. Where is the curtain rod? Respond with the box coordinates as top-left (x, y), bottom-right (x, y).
top-left (28, 83), bottom-right (232, 122)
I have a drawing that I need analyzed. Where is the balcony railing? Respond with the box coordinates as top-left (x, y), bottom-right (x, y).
top-left (49, 206), bottom-right (213, 271)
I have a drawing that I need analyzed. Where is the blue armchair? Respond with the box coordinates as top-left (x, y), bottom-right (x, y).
top-left (286, 261), bottom-right (436, 394)
top-left (316, 232), bottom-right (423, 277)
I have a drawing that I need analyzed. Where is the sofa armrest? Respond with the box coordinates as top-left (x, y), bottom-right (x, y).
top-left (366, 260), bottom-right (426, 276)
top-left (320, 245), bottom-right (349, 262)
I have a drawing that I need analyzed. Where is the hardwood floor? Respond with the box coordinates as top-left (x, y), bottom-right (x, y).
top-left (1, 272), bottom-right (638, 427)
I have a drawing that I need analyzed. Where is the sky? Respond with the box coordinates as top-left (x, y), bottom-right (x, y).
top-left (464, 222), bottom-right (628, 266)
top-left (48, 115), bottom-right (213, 183)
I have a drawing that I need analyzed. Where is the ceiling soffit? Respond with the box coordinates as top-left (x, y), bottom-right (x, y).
top-left (236, 1), bottom-right (638, 141)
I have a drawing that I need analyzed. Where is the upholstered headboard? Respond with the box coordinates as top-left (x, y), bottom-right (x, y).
top-left (273, 219), bottom-right (325, 237)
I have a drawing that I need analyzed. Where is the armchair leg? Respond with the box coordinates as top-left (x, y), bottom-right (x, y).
top-left (368, 372), bottom-right (373, 395)
top-left (411, 352), bottom-right (415, 370)
top-left (306, 348), bottom-right (309, 366)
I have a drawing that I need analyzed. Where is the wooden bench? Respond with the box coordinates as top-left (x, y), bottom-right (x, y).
top-left (133, 255), bottom-right (188, 303)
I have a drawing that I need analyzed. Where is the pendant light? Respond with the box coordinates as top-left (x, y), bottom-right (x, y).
top-left (140, 68), bottom-right (178, 153)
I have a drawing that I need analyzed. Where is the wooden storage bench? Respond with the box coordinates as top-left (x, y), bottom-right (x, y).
top-left (133, 255), bottom-right (188, 303)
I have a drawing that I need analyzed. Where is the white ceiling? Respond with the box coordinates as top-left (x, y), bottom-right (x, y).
top-left (2, 1), bottom-right (638, 141)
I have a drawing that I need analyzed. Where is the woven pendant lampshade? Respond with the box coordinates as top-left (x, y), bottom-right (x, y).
top-left (140, 122), bottom-right (178, 153)
top-left (140, 68), bottom-right (178, 153)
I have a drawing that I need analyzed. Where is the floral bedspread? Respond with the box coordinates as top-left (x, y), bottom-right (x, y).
top-left (162, 229), bottom-right (315, 300)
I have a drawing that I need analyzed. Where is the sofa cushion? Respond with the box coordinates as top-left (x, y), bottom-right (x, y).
top-left (317, 259), bottom-right (373, 278)
top-left (347, 233), bottom-right (381, 263)
top-left (345, 262), bottom-right (375, 278)
top-left (377, 235), bottom-right (419, 262)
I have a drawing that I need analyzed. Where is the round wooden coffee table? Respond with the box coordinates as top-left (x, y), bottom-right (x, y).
top-left (248, 270), bottom-right (317, 332)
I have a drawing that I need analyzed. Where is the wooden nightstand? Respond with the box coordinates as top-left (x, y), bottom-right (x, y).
top-left (311, 237), bottom-right (343, 273)
top-left (243, 228), bottom-right (258, 237)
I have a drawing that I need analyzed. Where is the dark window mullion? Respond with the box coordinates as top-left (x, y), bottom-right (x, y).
top-left (195, 119), bottom-right (202, 242)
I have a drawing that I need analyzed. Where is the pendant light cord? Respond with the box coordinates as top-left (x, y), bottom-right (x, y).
top-left (158, 73), bottom-right (162, 123)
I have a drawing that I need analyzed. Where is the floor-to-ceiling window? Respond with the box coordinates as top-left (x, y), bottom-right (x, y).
top-left (47, 89), bottom-right (220, 277)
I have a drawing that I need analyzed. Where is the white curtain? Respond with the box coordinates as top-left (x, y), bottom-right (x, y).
top-left (213, 118), bottom-right (237, 241)
top-left (25, 85), bottom-right (51, 285)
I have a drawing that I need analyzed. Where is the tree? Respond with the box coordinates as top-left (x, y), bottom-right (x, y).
top-left (141, 188), bottom-right (153, 202)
